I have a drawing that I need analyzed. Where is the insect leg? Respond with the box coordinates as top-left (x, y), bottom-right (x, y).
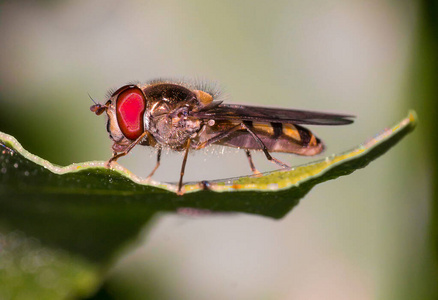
top-left (178, 138), bottom-right (191, 195)
top-left (245, 150), bottom-right (261, 175)
top-left (146, 147), bottom-right (162, 180)
top-left (241, 122), bottom-right (290, 169)
top-left (107, 131), bottom-right (149, 167)
top-left (193, 124), bottom-right (241, 150)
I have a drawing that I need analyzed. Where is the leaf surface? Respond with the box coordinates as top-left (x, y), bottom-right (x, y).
top-left (0, 111), bottom-right (416, 298)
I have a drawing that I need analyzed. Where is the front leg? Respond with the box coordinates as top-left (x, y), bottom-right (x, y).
top-left (106, 131), bottom-right (149, 167)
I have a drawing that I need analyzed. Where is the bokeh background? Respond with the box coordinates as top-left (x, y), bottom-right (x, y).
top-left (0, 0), bottom-right (436, 299)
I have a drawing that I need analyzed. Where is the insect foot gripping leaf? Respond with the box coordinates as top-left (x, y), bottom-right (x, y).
top-left (0, 111), bottom-right (415, 298)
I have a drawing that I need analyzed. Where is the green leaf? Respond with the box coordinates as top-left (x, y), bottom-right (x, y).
top-left (0, 111), bottom-right (416, 299)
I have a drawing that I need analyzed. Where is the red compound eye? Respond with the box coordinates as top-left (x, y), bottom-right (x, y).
top-left (116, 87), bottom-right (146, 140)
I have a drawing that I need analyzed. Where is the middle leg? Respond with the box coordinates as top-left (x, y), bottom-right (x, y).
top-left (178, 138), bottom-right (191, 195)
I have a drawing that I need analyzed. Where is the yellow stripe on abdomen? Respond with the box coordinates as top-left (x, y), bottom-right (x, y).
top-left (282, 124), bottom-right (301, 141)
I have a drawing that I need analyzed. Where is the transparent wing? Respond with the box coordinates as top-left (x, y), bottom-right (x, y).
top-left (192, 104), bottom-right (354, 125)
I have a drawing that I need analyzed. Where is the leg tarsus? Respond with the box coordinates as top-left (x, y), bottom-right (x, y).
top-left (268, 156), bottom-right (290, 169)
top-left (106, 151), bottom-right (122, 168)
top-left (146, 147), bottom-right (162, 180)
top-left (105, 132), bottom-right (149, 168)
top-left (245, 150), bottom-right (262, 176)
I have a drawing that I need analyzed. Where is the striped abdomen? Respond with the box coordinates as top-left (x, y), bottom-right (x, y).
top-left (215, 121), bottom-right (324, 156)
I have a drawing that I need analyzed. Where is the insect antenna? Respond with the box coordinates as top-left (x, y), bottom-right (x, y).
top-left (88, 93), bottom-right (107, 115)
top-left (88, 93), bottom-right (98, 105)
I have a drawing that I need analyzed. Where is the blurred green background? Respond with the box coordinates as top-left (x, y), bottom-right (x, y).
top-left (0, 0), bottom-right (436, 299)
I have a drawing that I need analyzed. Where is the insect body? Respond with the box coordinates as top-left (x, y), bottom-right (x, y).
top-left (91, 80), bottom-right (353, 194)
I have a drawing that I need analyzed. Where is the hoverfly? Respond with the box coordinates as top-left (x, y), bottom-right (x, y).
top-left (91, 79), bottom-right (353, 195)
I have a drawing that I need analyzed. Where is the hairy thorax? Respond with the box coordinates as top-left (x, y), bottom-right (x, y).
top-left (148, 113), bottom-right (202, 150)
